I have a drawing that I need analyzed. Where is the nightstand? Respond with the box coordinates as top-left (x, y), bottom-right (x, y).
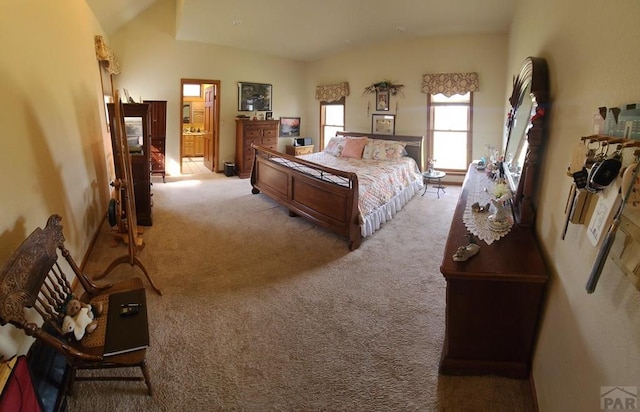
top-left (286, 145), bottom-right (314, 156)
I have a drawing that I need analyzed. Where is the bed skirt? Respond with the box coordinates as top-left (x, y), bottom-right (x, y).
top-left (361, 178), bottom-right (424, 237)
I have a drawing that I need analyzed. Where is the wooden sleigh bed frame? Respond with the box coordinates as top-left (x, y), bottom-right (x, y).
top-left (250, 131), bottom-right (424, 250)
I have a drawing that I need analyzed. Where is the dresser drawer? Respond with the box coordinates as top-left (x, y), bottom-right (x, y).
top-left (263, 128), bottom-right (278, 138)
top-left (262, 137), bottom-right (277, 146)
top-left (244, 129), bottom-right (262, 138)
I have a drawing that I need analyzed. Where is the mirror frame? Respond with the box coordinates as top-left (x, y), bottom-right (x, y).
top-left (503, 57), bottom-right (549, 226)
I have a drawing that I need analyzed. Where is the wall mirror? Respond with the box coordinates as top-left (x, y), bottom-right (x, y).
top-left (503, 57), bottom-right (549, 225)
top-left (182, 103), bottom-right (191, 123)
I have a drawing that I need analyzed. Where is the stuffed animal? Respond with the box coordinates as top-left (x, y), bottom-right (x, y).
top-left (61, 299), bottom-right (103, 341)
top-left (62, 308), bottom-right (97, 341)
top-left (65, 299), bottom-right (103, 319)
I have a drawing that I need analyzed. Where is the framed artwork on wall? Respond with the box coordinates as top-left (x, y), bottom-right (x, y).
top-left (238, 82), bottom-right (272, 111)
top-left (372, 114), bottom-right (395, 135)
top-left (280, 117), bottom-right (300, 137)
top-left (376, 89), bottom-right (390, 111)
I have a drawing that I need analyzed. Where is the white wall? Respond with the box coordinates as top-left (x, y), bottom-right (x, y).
top-left (109, 0), bottom-right (307, 174)
top-left (113, 0), bottom-right (507, 177)
top-left (507, 1), bottom-right (640, 410)
top-left (6, 3), bottom-right (633, 408)
top-left (306, 33), bottom-right (508, 172)
top-left (0, 0), bottom-right (111, 356)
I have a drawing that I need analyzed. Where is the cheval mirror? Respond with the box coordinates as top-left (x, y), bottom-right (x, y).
top-left (503, 57), bottom-right (550, 225)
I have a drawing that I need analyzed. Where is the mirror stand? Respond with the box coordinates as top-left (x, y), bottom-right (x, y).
top-left (503, 57), bottom-right (550, 225)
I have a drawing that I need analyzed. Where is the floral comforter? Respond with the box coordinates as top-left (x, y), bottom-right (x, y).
top-left (295, 152), bottom-right (423, 221)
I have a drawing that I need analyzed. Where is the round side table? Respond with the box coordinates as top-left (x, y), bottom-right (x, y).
top-left (422, 170), bottom-right (446, 198)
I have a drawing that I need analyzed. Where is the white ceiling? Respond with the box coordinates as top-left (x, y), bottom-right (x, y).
top-left (87, 0), bottom-right (515, 62)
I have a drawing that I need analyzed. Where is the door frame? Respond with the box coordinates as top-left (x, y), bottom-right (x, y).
top-left (180, 78), bottom-right (221, 174)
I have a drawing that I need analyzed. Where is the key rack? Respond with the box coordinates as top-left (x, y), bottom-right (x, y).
top-left (567, 133), bottom-right (640, 293)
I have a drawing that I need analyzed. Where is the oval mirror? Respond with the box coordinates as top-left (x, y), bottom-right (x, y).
top-left (502, 57), bottom-right (549, 225)
top-left (182, 103), bottom-right (191, 123)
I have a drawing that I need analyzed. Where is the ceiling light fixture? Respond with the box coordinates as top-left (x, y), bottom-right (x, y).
top-left (232, 19), bottom-right (242, 26)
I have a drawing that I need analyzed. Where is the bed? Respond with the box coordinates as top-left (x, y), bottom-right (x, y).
top-left (250, 131), bottom-right (424, 250)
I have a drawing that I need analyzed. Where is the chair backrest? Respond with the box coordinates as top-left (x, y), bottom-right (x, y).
top-left (0, 215), bottom-right (74, 336)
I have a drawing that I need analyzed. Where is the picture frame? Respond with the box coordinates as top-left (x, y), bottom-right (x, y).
top-left (280, 117), bottom-right (301, 137)
top-left (265, 111), bottom-right (273, 120)
top-left (372, 114), bottom-right (395, 135)
top-left (238, 82), bottom-right (272, 111)
top-left (376, 89), bottom-right (390, 111)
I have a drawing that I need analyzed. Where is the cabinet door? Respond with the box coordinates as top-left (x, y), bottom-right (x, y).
top-left (195, 136), bottom-right (204, 156)
top-left (183, 135), bottom-right (195, 157)
top-left (146, 101), bottom-right (167, 138)
top-left (191, 102), bottom-right (205, 124)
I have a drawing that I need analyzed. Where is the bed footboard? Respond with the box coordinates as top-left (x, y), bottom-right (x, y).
top-left (250, 144), bottom-right (362, 250)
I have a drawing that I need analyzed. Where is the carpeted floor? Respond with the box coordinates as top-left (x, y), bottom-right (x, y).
top-left (68, 172), bottom-right (536, 411)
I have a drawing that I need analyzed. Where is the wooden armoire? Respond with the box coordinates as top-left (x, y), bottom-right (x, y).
top-left (144, 100), bottom-right (167, 182)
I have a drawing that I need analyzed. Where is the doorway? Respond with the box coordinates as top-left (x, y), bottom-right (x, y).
top-left (180, 78), bottom-right (221, 175)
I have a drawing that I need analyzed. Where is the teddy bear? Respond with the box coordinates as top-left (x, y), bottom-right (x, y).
top-left (61, 299), bottom-right (103, 341)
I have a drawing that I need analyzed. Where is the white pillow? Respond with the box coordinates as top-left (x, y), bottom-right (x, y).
top-left (324, 136), bottom-right (346, 156)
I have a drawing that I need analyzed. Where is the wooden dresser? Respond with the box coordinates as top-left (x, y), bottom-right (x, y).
top-left (144, 100), bottom-right (167, 182)
top-left (439, 165), bottom-right (548, 379)
top-left (235, 119), bottom-right (279, 178)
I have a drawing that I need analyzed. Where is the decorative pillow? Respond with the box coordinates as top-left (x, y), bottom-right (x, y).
top-left (362, 139), bottom-right (376, 160)
top-left (324, 136), bottom-right (346, 156)
top-left (371, 140), bottom-right (407, 161)
top-left (340, 138), bottom-right (367, 159)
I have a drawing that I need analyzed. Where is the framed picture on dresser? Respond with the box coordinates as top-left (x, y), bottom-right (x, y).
top-left (238, 82), bottom-right (272, 111)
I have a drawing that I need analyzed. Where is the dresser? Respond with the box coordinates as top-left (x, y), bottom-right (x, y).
top-left (285, 145), bottom-right (314, 156)
top-left (107, 103), bottom-right (153, 226)
top-left (144, 100), bottom-right (167, 182)
top-left (439, 165), bottom-right (548, 378)
top-left (235, 119), bottom-right (279, 178)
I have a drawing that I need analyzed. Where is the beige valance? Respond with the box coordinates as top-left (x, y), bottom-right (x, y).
top-left (94, 35), bottom-right (121, 75)
top-left (421, 72), bottom-right (479, 97)
top-left (315, 82), bottom-right (350, 102)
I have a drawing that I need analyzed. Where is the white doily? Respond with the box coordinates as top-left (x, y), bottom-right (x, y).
top-left (462, 168), bottom-right (514, 245)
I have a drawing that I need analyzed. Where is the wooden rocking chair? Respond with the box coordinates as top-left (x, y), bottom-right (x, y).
top-left (0, 214), bottom-right (152, 398)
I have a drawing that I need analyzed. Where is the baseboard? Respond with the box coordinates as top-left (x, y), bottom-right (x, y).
top-left (529, 371), bottom-right (540, 412)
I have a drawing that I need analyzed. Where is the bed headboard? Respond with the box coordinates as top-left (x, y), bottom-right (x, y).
top-left (335, 131), bottom-right (425, 171)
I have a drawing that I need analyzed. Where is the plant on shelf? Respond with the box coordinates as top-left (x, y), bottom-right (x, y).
top-left (362, 80), bottom-right (405, 97)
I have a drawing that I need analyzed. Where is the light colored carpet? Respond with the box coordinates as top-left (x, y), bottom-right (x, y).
top-left (68, 172), bottom-right (536, 411)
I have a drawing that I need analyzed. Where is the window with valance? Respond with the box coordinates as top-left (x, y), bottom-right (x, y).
top-left (421, 72), bottom-right (479, 97)
top-left (422, 72), bottom-right (478, 173)
top-left (315, 82), bottom-right (350, 103)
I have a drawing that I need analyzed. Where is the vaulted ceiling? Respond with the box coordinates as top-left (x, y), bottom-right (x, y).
top-left (86, 0), bottom-right (514, 62)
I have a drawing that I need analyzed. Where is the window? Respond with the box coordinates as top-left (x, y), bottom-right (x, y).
top-left (427, 92), bottom-right (473, 172)
top-left (320, 97), bottom-right (345, 149)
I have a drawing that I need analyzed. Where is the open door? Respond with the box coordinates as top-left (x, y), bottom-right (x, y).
top-left (180, 79), bottom-right (220, 175)
top-left (203, 84), bottom-right (216, 171)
